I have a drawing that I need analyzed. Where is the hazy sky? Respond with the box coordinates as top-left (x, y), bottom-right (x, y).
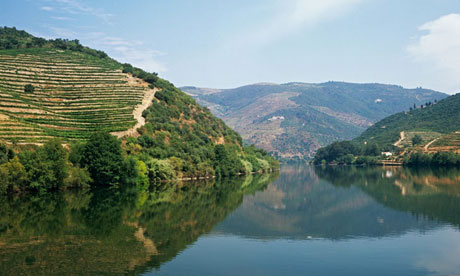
top-left (2, 0), bottom-right (460, 94)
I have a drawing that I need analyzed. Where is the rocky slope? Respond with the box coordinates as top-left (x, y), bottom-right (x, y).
top-left (182, 82), bottom-right (446, 160)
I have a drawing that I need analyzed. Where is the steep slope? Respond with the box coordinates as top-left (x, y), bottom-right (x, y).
top-left (0, 27), bottom-right (278, 181)
top-left (0, 48), bottom-right (154, 143)
top-left (182, 82), bottom-right (446, 160)
top-left (355, 93), bottom-right (460, 152)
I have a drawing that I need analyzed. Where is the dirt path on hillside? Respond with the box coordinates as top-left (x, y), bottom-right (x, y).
top-left (424, 138), bottom-right (440, 151)
top-left (111, 88), bottom-right (159, 138)
top-left (394, 131), bottom-right (405, 147)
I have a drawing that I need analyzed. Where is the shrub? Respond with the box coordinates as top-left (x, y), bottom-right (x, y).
top-left (24, 84), bottom-right (34, 93)
top-left (412, 135), bottom-right (423, 146)
top-left (80, 132), bottom-right (124, 185)
top-left (0, 156), bottom-right (28, 192)
top-left (146, 159), bottom-right (176, 183)
top-left (19, 139), bottom-right (69, 191)
top-left (66, 167), bottom-right (92, 188)
top-left (0, 143), bottom-right (14, 165)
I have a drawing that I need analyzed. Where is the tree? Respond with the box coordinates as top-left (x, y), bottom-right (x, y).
top-left (42, 139), bottom-right (69, 185)
top-left (18, 139), bottom-right (69, 191)
top-left (0, 156), bottom-right (28, 193)
top-left (24, 84), bottom-right (34, 93)
top-left (0, 143), bottom-right (14, 165)
top-left (412, 135), bottom-right (423, 146)
top-left (80, 132), bottom-right (124, 185)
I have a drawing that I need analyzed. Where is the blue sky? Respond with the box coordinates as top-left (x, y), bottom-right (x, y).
top-left (2, 0), bottom-right (460, 94)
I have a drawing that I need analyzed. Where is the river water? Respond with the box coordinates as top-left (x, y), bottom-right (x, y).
top-left (1, 165), bottom-right (459, 275)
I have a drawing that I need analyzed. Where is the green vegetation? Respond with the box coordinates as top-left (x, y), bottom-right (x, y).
top-left (315, 165), bottom-right (460, 228)
top-left (80, 133), bottom-right (124, 185)
top-left (404, 151), bottom-right (460, 167)
top-left (123, 78), bottom-right (278, 180)
top-left (1, 26), bottom-right (108, 58)
top-left (398, 131), bottom-right (441, 148)
top-left (0, 172), bottom-right (277, 275)
top-left (355, 93), bottom-right (460, 147)
top-left (23, 84), bottom-right (34, 93)
top-left (183, 82), bottom-right (445, 160)
top-left (0, 27), bottom-right (278, 191)
top-left (313, 140), bottom-right (384, 165)
top-left (314, 92), bottom-right (460, 166)
top-left (0, 46), bottom-right (148, 142)
top-left (412, 134), bottom-right (423, 145)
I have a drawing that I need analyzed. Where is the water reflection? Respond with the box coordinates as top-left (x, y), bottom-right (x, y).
top-left (0, 173), bottom-right (278, 275)
top-left (1, 166), bottom-right (460, 275)
top-left (315, 166), bottom-right (460, 228)
top-left (214, 165), bottom-right (460, 239)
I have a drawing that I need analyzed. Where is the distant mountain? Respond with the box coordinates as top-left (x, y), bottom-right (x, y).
top-left (354, 93), bottom-right (460, 152)
top-left (182, 82), bottom-right (446, 160)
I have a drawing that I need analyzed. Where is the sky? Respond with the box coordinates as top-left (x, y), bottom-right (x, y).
top-left (2, 0), bottom-right (460, 94)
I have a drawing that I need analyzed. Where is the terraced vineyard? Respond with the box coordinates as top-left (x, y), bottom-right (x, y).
top-left (429, 132), bottom-right (460, 153)
top-left (398, 131), bottom-right (442, 148)
top-left (0, 48), bottom-right (151, 143)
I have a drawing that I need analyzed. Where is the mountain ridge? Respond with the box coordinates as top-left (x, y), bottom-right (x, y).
top-left (181, 82), bottom-right (447, 160)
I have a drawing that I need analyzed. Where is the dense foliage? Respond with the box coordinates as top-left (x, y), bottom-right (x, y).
top-left (80, 133), bottom-right (124, 185)
top-left (355, 93), bottom-right (460, 147)
top-left (404, 151), bottom-right (460, 167)
top-left (313, 140), bottom-right (390, 165)
top-left (0, 172), bottom-right (277, 275)
top-left (0, 141), bottom-right (68, 193)
top-left (314, 93), bottom-right (460, 166)
top-left (126, 79), bottom-right (278, 179)
top-left (0, 27), bottom-right (278, 193)
top-left (0, 26), bottom-right (108, 58)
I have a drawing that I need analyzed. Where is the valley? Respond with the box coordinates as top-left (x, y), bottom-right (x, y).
top-left (182, 82), bottom-right (446, 160)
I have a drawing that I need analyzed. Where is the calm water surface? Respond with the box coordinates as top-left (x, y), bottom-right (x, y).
top-left (1, 165), bottom-right (460, 275)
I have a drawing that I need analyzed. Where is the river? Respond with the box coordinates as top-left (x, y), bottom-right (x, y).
top-left (1, 165), bottom-right (459, 275)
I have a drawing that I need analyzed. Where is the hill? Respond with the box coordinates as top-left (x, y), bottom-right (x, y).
top-left (313, 93), bottom-right (460, 165)
top-left (355, 93), bottom-right (460, 152)
top-left (182, 82), bottom-right (446, 160)
top-left (0, 27), bottom-right (277, 189)
top-left (0, 27), bottom-right (157, 143)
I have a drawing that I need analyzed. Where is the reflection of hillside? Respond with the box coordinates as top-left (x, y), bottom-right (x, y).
top-left (314, 166), bottom-right (460, 228)
top-left (215, 165), bottom-right (438, 240)
top-left (0, 173), bottom-right (278, 275)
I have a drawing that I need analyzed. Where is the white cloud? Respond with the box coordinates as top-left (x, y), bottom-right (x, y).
top-left (51, 16), bottom-right (74, 21)
top-left (43, 0), bottom-right (114, 23)
top-left (85, 33), bottom-right (167, 73)
top-left (112, 47), bottom-right (167, 74)
top-left (408, 14), bottom-right (460, 94)
top-left (49, 26), bottom-right (77, 38)
top-left (43, 28), bottom-right (166, 74)
top-left (243, 0), bottom-right (366, 45)
top-left (41, 6), bottom-right (54, 11)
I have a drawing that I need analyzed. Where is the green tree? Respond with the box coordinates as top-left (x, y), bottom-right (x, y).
top-left (80, 132), bottom-right (124, 185)
top-left (0, 156), bottom-right (28, 193)
top-left (412, 135), bottom-right (423, 146)
top-left (43, 139), bottom-right (69, 185)
top-left (0, 143), bottom-right (14, 164)
top-left (19, 139), bottom-right (69, 191)
top-left (24, 84), bottom-right (34, 93)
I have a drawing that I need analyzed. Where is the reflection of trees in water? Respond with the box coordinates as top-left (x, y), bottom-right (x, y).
top-left (215, 165), bottom-right (459, 240)
top-left (314, 166), bottom-right (460, 228)
top-left (0, 173), bottom-right (278, 275)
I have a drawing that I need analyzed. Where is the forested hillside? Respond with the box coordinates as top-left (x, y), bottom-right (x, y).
top-left (313, 93), bottom-right (460, 166)
top-left (182, 82), bottom-right (446, 160)
top-left (0, 27), bottom-right (277, 192)
top-left (355, 93), bottom-right (460, 147)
